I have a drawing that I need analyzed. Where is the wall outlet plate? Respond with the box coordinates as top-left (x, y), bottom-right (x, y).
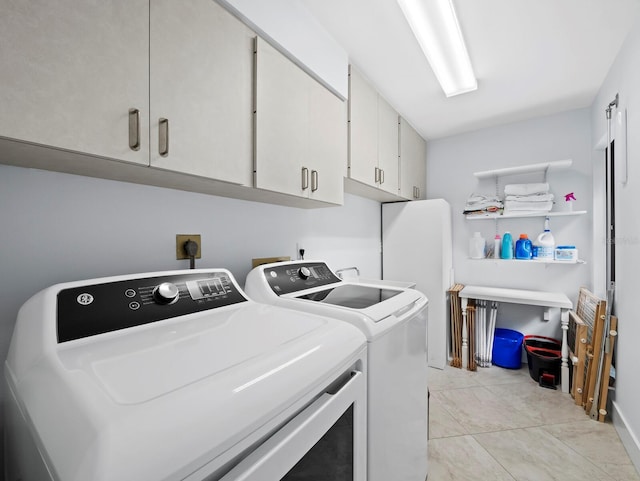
top-left (176, 234), bottom-right (201, 260)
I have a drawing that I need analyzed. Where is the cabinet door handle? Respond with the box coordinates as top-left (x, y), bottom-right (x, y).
top-left (128, 108), bottom-right (141, 151)
top-left (374, 167), bottom-right (380, 183)
top-left (311, 170), bottom-right (319, 192)
top-left (416, 186), bottom-right (420, 199)
top-left (159, 118), bottom-right (169, 157)
top-left (380, 169), bottom-right (385, 185)
top-left (301, 167), bottom-right (309, 190)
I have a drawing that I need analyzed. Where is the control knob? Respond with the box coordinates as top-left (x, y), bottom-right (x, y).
top-left (298, 267), bottom-right (311, 280)
top-left (153, 282), bottom-right (179, 305)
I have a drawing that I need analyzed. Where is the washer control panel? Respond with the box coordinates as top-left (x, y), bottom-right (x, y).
top-left (57, 271), bottom-right (247, 343)
top-left (264, 262), bottom-right (341, 295)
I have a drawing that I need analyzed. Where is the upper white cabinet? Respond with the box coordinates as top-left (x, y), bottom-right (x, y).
top-left (399, 118), bottom-right (427, 200)
top-left (377, 96), bottom-right (400, 195)
top-left (348, 67), bottom-right (378, 186)
top-left (307, 79), bottom-right (347, 203)
top-left (0, 0), bottom-right (253, 187)
top-left (0, 0), bottom-right (345, 208)
top-left (0, 0), bottom-right (150, 165)
top-left (149, 0), bottom-right (253, 186)
top-left (254, 38), bottom-right (345, 205)
top-left (348, 66), bottom-right (401, 199)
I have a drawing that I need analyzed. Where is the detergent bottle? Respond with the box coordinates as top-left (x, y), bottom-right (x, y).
top-left (501, 232), bottom-right (514, 259)
top-left (534, 217), bottom-right (555, 260)
top-left (469, 232), bottom-right (486, 259)
top-left (515, 234), bottom-right (533, 259)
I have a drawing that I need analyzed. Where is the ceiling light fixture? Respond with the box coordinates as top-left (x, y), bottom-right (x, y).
top-left (397, 0), bottom-right (477, 97)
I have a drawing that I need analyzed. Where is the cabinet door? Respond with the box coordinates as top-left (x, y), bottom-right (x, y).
top-left (149, 0), bottom-right (253, 186)
top-left (377, 96), bottom-right (400, 195)
top-left (348, 67), bottom-right (378, 188)
top-left (399, 117), bottom-right (427, 200)
top-left (255, 38), bottom-right (309, 197)
top-left (308, 81), bottom-right (346, 205)
top-left (0, 0), bottom-right (149, 165)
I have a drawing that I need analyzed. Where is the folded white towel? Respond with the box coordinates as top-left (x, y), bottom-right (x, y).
top-left (464, 193), bottom-right (503, 211)
top-left (505, 193), bottom-right (554, 202)
top-left (465, 193), bottom-right (502, 205)
top-left (504, 200), bottom-right (553, 211)
top-left (504, 183), bottom-right (549, 196)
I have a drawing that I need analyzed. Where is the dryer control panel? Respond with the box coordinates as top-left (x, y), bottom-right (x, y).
top-left (57, 271), bottom-right (247, 343)
top-left (263, 262), bottom-right (341, 295)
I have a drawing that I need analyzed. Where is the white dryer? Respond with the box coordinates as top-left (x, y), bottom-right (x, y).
top-left (245, 260), bottom-right (429, 481)
top-left (4, 269), bottom-right (367, 481)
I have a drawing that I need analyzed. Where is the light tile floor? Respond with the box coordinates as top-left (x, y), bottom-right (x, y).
top-left (428, 364), bottom-right (640, 481)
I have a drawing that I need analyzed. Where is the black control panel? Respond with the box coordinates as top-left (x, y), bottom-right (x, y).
top-left (264, 262), bottom-right (341, 296)
top-left (57, 272), bottom-right (247, 343)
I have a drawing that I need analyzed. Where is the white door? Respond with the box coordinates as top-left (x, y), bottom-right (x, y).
top-left (150, 0), bottom-right (253, 186)
top-left (254, 38), bottom-right (309, 198)
top-left (399, 117), bottom-right (427, 200)
top-left (348, 67), bottom-right (378, 188)
top-left (383, 200), bottom-right (453, 370)
top-left (308, 80), bottom-right (346, 205)
top-left (377, 97), bottom-right (399, 195)
top-left (0, 0), bottom-right (149, 165)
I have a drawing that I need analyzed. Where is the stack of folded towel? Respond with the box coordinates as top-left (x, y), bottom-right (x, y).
top-left (503, 183), bottom-right (554, 213)
top-left (463, 193), bottom-right (504, 215)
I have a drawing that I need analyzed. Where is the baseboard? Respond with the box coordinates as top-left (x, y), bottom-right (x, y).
top-left (612, 401), bottom-right (640, 473)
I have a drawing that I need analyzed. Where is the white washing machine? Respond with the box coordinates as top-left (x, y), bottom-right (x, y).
top-left (4, 269), bottom-right (368, 481)
top-left (245, 260), bottom-right (429, 481)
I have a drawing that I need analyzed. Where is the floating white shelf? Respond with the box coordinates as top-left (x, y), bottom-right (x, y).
top-left (473, 159), bottom-right (572, 179)
top-left (466, 210), bottom-right (587, 220)
top-left (469, 258), bottom-right (586, 265)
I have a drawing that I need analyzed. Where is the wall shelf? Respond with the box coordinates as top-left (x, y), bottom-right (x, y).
top-left (469, 257), bottom-right (586, 265)
top-left (466, 210), bottom-right (587, 220)
top-left (473, 159), bottom-right (572, 179)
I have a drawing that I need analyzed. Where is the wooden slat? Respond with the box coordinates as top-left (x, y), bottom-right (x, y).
top-left (576, 287), bottom-right (607, 415)
top-left (568, 310), bottom-right (588, 406)
top-left (448, 284), bottom-right (464, 369)
top-left (597, 315), bottom-right (618, 422)
top-left (467, 304), bottom-right (477, 371)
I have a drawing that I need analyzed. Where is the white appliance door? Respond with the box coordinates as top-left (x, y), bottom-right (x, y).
top-left (382, 199), bottom-right (453, 369)
top-left (216, 370), bottom-right (366, 481)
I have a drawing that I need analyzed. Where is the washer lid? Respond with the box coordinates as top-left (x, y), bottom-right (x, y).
top-left (295, 284), bottom-right (402, 309)
top-left (8, 293), bottom-right (366, 481)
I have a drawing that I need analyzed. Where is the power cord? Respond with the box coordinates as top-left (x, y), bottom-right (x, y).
top-left (184, 239), bottom-right (199, 269)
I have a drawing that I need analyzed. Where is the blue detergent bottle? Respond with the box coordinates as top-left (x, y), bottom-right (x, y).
top-left (515, 234), bottom-right (533, 259)
top-left (501, 232), bottom-right (514, 259)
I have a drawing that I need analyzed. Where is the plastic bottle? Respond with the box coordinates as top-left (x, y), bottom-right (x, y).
top-left (501, 232), bottom-right (514, 259)
top-left (535, 217), bottom-right (555, 260)
top-left (469, 232), bottom-right (486, 259)
top-left (515, 234), bottom-right (533, 259)
top-left (493, 235), bottom-right (501, 259)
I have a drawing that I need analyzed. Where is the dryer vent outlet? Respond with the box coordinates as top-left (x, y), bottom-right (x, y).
top-left (176, 234), bottom-right (201, 260)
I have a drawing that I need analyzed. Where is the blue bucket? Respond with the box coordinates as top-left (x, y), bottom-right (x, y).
top-left (492, 328), bottom-right (524, 369)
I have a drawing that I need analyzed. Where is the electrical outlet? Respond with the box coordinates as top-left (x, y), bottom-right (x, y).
top-left (176, 234), bottom-right (201, 260)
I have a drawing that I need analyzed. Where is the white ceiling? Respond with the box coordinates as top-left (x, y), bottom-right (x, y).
top-left (300, 0), bottom-right (640, 140)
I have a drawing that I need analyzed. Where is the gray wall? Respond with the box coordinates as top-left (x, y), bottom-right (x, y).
top-left (0, 163), bottom-right (383, 472)
top-left (426, 108), bottom-right (592, 339)
top-left (590, 14), bottom-right (640, 470)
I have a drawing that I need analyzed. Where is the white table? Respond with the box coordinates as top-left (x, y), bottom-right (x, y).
top-left (459, 285), bottom-right (573, 393)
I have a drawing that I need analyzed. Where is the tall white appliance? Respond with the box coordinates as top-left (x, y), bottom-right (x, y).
top-left (382, 199), bottom-right (453, 369)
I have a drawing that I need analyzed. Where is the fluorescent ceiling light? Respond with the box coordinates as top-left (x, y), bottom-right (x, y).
top-left (397, 0), bottom-right (477, 97)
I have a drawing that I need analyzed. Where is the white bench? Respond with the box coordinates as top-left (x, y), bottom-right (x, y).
top-left (459, 285), bottom-right (573, 393)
